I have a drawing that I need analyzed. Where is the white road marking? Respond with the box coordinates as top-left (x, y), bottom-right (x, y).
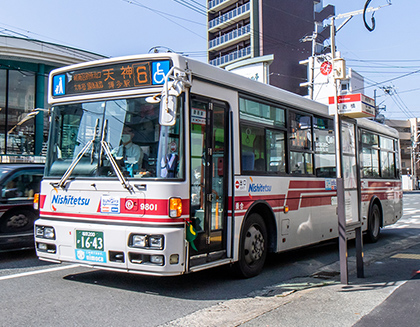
top-left (0, 264), bottom-right (81, 281)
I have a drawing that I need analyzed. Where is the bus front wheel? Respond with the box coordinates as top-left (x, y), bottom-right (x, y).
top-left (366, 203), bottom-right (381, 243)
top-left (235, 213), bottom-right (267, 278)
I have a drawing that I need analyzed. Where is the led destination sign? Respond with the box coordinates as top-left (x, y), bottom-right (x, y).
top-left (52, 60), bottom-right (171, 97)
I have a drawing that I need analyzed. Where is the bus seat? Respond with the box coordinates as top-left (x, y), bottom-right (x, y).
top-left (242, 152), bottom-right (255, 170)
top-left (254, 158), bottom-right (265, 171)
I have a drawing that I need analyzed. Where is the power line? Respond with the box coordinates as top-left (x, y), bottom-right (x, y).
top-left (121, 0), bottom-right (206, 40)
top-left (347, 58), bottom-right (420, 63)
top-left (186, 0), bottom-right (207, 9)
top-left (172, 0), bottom-right (207, 16)
top-left (360, 68), bottom-right (420, 91)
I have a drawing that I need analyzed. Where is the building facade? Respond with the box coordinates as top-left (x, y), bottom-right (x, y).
top-left (207, 0), bottom-right (334, 95)
top-left (0, 36), bottom-right (105, 162)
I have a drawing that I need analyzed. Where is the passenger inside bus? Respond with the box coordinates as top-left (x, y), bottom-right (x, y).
top-left (160, 142), bottom-right (179, 178)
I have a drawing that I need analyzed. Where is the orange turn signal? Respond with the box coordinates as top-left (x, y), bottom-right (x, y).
top-left (33, 193), bottom-right (40, 210)
top-left (169, 197), bottom-right (182, 218)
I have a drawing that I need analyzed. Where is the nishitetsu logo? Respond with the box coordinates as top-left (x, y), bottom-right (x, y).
top-left (248, 183), bottom-right (272, 193)
top-left (51, 194), bottom-right (91, 206)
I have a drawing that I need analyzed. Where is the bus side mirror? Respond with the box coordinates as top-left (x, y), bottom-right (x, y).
top-left (159, 93), bottom-right (178, 126)
top-left (157, 67), bottom-right (191, 127)
top-left (159, 79), bottom-right (185, 126)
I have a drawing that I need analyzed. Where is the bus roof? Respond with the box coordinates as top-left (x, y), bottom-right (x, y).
top-left (48, 53), bottom-right (328, 116)
top-left (49, 52), bottom-right (397, 139)
top-left (356, 117), bottom-right (399, 139)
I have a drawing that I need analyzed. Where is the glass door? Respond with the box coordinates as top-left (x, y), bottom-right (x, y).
top-left (189, 97), bottom-right (228, 265)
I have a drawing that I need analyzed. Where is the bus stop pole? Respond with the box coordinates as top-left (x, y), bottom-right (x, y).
top-left (331, 17), bottom-right (348, 285)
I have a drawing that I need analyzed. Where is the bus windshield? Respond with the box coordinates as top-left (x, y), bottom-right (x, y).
top-left (45, 96), bottom-right (183, 180)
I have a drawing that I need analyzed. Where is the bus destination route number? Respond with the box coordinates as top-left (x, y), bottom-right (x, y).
top-left (52, 60), bottom-right (171, 97)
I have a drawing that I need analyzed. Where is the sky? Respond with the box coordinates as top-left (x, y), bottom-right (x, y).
top-left (0, 0), bottom-right (418, 120)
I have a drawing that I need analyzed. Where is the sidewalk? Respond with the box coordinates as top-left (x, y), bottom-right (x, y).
top-left (161, 237), bottom-right (420, 327)
top-left (240, 242), bottom-right (420, 327)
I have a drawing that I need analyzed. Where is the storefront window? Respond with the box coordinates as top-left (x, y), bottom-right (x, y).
top-left (7, 70), bottom-right (36, 155)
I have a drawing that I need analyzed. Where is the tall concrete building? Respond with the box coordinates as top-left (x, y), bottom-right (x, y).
top-left (207, 0), bottom-right (334, 95)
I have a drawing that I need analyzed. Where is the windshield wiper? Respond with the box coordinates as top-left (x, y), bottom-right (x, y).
top-left (55, 118), bottom-right (133, 193)
top-left (99, 119), bottom-right (133, 192)
top-left (55, 119), bottom-right (100, 188)
top-left (100, 140), bottom-right (134, 193)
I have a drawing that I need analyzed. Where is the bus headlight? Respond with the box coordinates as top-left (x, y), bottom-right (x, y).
top-left (169, 197), bottom-right (182, 218)
top-left (149, 235), bottom-right (164, 249)
top-left (44, 227), bottom-right (55, 239)
top-left (35, 226), bottom-right (44, 237)
top-left (35, 226), bottom-right (56, 240)
top-left (132, 235), bottom-right (147, 248)
top-left (129, 234), bottom-right (164, 250)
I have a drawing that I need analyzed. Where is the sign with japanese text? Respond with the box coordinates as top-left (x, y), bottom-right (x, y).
top-left (328, 93), bottom-right (375, 118)
top-left (52, 60), bottom-right (171, 97)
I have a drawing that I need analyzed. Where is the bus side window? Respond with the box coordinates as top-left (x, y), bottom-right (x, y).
top-left (242, 152), bottom-right (255, 171)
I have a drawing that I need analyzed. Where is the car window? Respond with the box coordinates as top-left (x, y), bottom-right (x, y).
top-left (2, 170), bottom-right (43, 200)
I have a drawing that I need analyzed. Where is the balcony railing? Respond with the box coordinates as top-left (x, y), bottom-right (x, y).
top-left (209, 46), bottom-right (251, 66)
top-left (208, 3), bottom-right (250, 30)
top-left (209, 24), bottom-right (250, 49)
top-left (208, 0), bottom-right (228, 10)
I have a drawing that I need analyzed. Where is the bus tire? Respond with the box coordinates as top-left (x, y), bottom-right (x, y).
top-left (366, 203), bottom-right (381, 243)
top-left (235, 213), bottom-right (267, 278)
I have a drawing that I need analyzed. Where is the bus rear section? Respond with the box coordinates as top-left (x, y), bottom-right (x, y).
top-left (357, 119), bottom-right (403, 242)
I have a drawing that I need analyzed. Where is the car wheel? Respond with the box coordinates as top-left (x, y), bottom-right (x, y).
top-left (235, 213), bottom-right (267, 278)
top-left (366, 203), bottom-right (381, 243)
top-left (0, 209), bottom-right (37, 233)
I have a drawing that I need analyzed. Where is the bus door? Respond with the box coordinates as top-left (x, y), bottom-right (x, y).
top-left (189, 97), bottom-right (228, 266)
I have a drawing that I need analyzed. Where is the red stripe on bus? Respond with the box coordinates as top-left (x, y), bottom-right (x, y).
top-left (289, 180), bottom-right (326, 189)
top-left (367, 181), bottom-right (401, 188)
top-left (40, 194), bottom-right (47, 209)
top-left (39, 210), bottom-right (184, 223)
top-left (300, 194), bottom-right (334, 208)
top-left (230, 194), bottom-right (286, 210)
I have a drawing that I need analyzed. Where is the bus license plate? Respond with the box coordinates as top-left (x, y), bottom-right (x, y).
top-left (75, 230), bottom-right (106, 263)
top-left (76, 231), bottom-right (104, 250)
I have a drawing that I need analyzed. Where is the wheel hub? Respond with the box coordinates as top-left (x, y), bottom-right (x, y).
top-left (244, 225), bottom-right (265, 264)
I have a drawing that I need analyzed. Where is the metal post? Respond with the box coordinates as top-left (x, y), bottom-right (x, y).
top-left (355, 226), bottom-right (364, 278)
top-left (35, 64), bottom-right (45, 156)
top-left (331, 17), bottom-right (348, 285)
top-left (309, 23), bottom-right (317, 100)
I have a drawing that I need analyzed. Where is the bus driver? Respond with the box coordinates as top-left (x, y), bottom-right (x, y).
top-left (111, 126), bottom-right (143, 176)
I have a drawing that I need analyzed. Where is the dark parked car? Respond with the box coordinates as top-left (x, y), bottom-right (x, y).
top-left (0, 164), bottom-right (44, 250)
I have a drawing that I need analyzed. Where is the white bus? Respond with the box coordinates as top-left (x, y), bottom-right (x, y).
top-left (35, 53), bottom-right (402, 277)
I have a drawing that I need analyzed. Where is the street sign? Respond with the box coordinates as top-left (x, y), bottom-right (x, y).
top-left (320, 61), bottom-right (333, 75)
top-left (328, 93), bottom-right (375, 118)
